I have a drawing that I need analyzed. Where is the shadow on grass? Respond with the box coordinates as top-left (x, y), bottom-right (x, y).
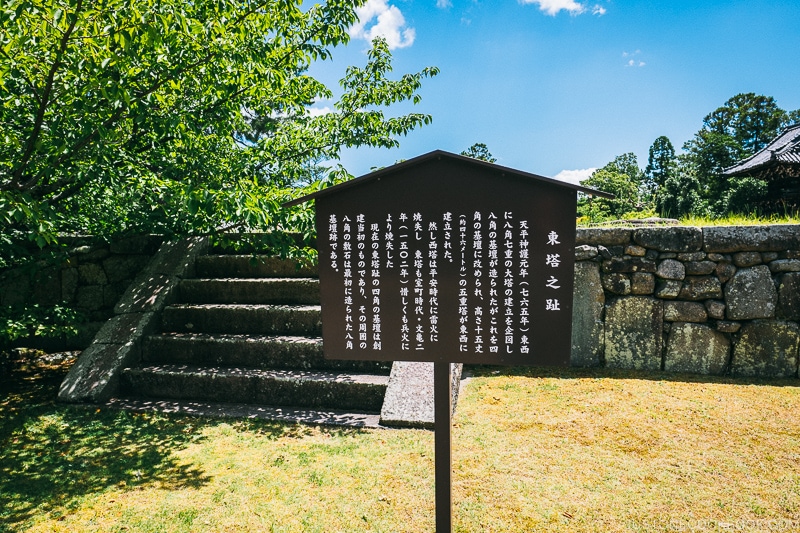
top-left (467, 364), bottom-right (800, 387)
top-left (0, 352), bottom-right (364, 530)
top-left (0, 358), bottom-right (214, 529)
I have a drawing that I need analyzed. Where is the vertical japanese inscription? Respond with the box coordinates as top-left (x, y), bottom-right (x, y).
top-left (545, 230), bottom-right (563, 312)
top-left (340, 216), bottom-right (353, 350)
top-left (322, 206), bottom-right (572, 365)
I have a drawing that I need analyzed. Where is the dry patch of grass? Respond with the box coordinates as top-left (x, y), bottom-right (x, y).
top-left (454, 368), bottom-right (800, 532)
top-left (2, 359), bottom-right (798, 532)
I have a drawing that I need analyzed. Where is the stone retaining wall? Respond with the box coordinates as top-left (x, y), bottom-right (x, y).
top-left (0, 236), bottom-right (163, 349)
top-left (7, 226), bottom-right (800, 379)
top-left (571, 225), bottom-right (800, 378)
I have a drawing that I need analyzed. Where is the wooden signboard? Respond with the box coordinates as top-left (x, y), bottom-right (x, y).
top-left (288, 151), bottom-right (609, 366)
top-left (285, 150), bottom-right (612, 532)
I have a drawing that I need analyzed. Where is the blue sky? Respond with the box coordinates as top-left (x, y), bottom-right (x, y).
top-left (310, 0), bottom-right (800, 184)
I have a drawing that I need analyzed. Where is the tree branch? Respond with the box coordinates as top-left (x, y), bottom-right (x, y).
top-left (11, 0), bottom-right (84, 187)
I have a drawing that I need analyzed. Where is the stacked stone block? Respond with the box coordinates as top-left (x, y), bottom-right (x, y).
top-left (0, 236), bottom-right (162, 348)
top-left (572, 225), bottom-right (800, 378)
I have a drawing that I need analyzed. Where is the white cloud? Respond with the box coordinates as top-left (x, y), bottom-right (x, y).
top-left (436, 0), bottom-right (452, 8)
top-left (521, 0), bottom-right (585, 16)
top-left (349, 0), bottom-right (415, 49)
top-left (592, 4), bottom-right (606, 15)
top-left (553, 168), bottom-right (596, 186)
top-left (623, 50), bottom-right (646, 67)
top-left (521, 0), bottom-right (606, 16)
top-left (307, 106), bottom-right (333, 117)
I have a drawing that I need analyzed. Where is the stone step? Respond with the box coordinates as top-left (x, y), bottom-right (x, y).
top-left (196, 255), bottom-right (318, 279)
top-left (160, 304), bottom-right (322, 336)
top-left (143, 333), bottom-right (391, 374)
top-left (120, 365), bottom-right (389, 412)
top-left (105, 397), bottom-right (382, 428)
top-left (179, 278), bottom-right (319, 305)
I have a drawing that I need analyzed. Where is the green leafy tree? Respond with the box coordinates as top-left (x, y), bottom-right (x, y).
top-left (578, 153), bottom-right (646, 221)
top-left (644, 135), bottom-right (676, 200)
top-left (656, 155), bottom-right (704, 218)
top-left (721, 176), bottom-right (769, 215)
top-left (579, 173), bottom-right (640, 223)
top-left (460, 143), bottom-right (496, 163)
top-left (682, 93), bottom-right (798, 213)
top-left (0, 0), bottom-right (438, 266)
top-left (602, 153), bottom-right (645, 186)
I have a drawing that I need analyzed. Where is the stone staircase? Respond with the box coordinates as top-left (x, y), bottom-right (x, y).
top-left (112, 252), bottom-right (393, 426)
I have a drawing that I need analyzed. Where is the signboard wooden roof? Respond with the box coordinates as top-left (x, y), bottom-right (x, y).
top-left (286, 150), bottom-right (612, 366)
top-left (285, 150), bottom-right (613, 208)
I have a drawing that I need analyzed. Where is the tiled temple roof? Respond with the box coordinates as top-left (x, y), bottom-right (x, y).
top-left (723, 124), bottom-right (800, 176)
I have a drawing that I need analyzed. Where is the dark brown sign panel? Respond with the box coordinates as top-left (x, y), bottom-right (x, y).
top-left (310, 154), bottom-right (579, 366)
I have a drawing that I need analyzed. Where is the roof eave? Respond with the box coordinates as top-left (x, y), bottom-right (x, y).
top-left (283, 150), bottom-right (614, 207)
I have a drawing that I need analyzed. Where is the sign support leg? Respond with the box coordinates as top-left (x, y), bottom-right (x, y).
top-left (434, 361), bottom-right (452, 533)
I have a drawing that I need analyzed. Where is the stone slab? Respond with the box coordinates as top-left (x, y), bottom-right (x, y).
top-left (58, 342), bottom-right (141, 403)
top-left (144, 236), bottom-right (209, 278)
top-left (571, 261), bottom-right (605, 367)
top-left (663, 301), bottom-right (707, 323)
top-left (633, 227), bottom-right (702, 252)
top-left (380, 361), bottom-right (462, 428)
top-left (664, 323), bottom-right (730, 375)
top-left (604, 297), bottom-right (663, 371)
top-left (778, 273), bottom-right (800, 320)
top-left (724, 265), bottom-right (777, 320)
top-left (732, 320), bottom-right (800, 378)
top-left (114, 274), bottom-right (180, 314)
top-left (93, 312), bottom-right (157, 344)
top-left (576, 228), bottom-right (632, 247)
top-left (704, 225), bottom-right (800, 253)
top-left (679, 276), bottom-right (722, 301)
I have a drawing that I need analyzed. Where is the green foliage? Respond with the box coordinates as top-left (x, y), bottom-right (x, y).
top-left (0, 0), bottom-right (438, 260)
top-left (721, 176), bottom-right (768, 215)
top-left (656, 156), bottom-right (704, 219)
top-left (0, 304), bottom-right (81, 348)
top-left (460, 143), bottom-right (496, 163)
top-left (700, 93), bottom-right (795, 155)
top-left (644, 135), bottom-right (675, 199)
top-left (578, 169), bottom-right (638, 221)
top-left (681, 93), bottom-right (799, 215)
top-left (578, 153), bottom-right (645, 222)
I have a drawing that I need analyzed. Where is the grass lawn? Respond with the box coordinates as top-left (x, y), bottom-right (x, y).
top-left (1, 352), bottom-right (799, 532)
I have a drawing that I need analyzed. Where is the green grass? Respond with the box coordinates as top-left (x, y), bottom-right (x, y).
top-left (578, 213), bottom-right (800, 227)
top-left (2, 355), bottom-right (799, 532)
top-left (678, 213), bottom-right (800, 226)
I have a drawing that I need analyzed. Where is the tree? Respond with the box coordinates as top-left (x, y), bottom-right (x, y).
top-left (682, 93), bottom-right (799, 213)
top-left (460, 143), bottom-right (496, 163)
top-left (0, 0), bottom-right (438, 266)
top-left (602, 153), bottom-right (645, 186)
top-left (578, 153), bottom-right (645, 221)
top-left (644, 135), bottom-right (676, 199)
top-left (578, 153), bottom-right (648, 221)
top-left (700, 93), bottom-right (795, 155)
top-left (656, 155), bottom-right (704, 218)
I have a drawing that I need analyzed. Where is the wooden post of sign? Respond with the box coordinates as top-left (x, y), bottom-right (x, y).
top-left (434, 361), bottom-right (453, 532)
